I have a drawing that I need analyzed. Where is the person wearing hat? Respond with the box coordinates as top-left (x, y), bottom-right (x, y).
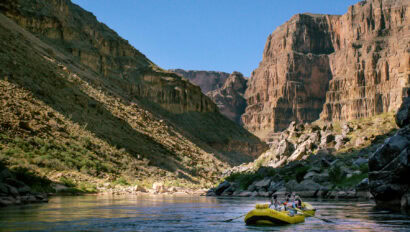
top-left (270, 194), bottom-right (280, 210)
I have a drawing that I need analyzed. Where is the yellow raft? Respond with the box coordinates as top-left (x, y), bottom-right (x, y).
top-left (244, 204), bottom-right (305, 226)
top-left (301, 202), bottom-right (316, 216)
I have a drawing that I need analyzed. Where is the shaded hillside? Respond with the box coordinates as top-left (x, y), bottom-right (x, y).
top-left (0, 0), bottom-right (267, 194)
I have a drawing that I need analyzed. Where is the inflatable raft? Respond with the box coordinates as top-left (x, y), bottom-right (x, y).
top-left (301, 202), bottom-right (316, 216)
top-left (244, 204), bottom-right (305, 226)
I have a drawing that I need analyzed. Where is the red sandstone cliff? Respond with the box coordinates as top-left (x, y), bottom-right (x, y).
top-left (243, 0), bottom-right (410, 139)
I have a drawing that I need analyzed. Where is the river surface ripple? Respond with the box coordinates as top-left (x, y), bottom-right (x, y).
top-left (0, 195), bottom-right (409, 231)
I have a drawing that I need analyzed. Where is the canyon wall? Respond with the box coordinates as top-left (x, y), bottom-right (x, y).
top-left (0, 0), bottom-right (216, 114)
top-left (207, 72), bottom-right (248, 124)
top-left (243, 0), bottom-right (410, 139)
top-left (0, 0), bottom-right (267, 178)
top-left (170, 69), bottom-right (230, 94)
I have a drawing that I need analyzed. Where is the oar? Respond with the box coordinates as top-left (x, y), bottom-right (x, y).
top-left (222, 213), bottom-right (247, 222)
top-left (295, 208), bottom-right (333, 223)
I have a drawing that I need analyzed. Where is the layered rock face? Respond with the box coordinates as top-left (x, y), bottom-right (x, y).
top-left (321, 0), bottom-right (410, 121)
top-left (206, 72), bottom-right (248, 124)
top-left (243, 0), bottom-right (410, 139)
top-left (369, 96), bottom-right (410, 210)
top-left (0, 0), bottom-right (268, 200)
top-left (170, 69), bottom-right (230, 94)
top-left (0, 0), bottom-right (216, 114)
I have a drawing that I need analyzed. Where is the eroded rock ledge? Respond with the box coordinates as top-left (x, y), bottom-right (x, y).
top-left (243, 0), bottom-right (410, 139)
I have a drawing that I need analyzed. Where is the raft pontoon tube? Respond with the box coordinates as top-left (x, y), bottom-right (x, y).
top-left (301, 202), bottom-right (316, 217)
top-left (244, 204), bottom-right (305, 226)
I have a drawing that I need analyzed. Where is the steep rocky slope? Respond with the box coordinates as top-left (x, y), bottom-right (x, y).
top-left (243, 0), bottom-right (410, 139)
top-left (209, 111), bottom-right (399, 200)
top-left (369, 95), bottom-right (410, 210)
top-left (0, 0), bottom-right (267, 204)
top-left (206, 72), bottom-right (248, 124)
top-left (170, 69), bottom-right (230, 94)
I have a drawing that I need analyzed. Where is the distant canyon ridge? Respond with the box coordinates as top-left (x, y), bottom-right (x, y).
top-left (174, 0), bottom-right (410, 140)
top-left (171, 69), bottom-right (247, 125)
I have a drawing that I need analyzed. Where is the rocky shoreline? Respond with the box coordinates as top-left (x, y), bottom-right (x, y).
top-left (0, 166), bottom-right (48, 207)
top-left (208, 96), bottom-right (409, 210)
top-left (206, 163), bottom-right (372, 201)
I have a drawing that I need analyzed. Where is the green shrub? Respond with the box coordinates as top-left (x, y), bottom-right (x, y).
top-left (78, 182), bottom-right (97, 193)
top-left (60, 176), bottom-right (76, 187)
top-left (113, 177), bottom-right (129, 186)
top-left (11, 166), bottom-right (53, 193)
top-left (359, 163), bottom-right (369, 173)
top-left (329, 165), bottom-right (344, 184)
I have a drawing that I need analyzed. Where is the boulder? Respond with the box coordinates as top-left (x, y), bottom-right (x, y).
top-left (17, 186), bottom-right (31, 195)
top-left (369, 126), bottom-right (410, 210)
top-left (254, 178), bottom-right (271, 189)
top-left (308, 132), bottom-right (320, 145)
top-left (0, 197), bottom-right (15, 207)
top-left (238, 191), bottom-right (253, 197)
top-left (0, 183), bottom-right (9, 194)
top-left (288, 140), bottom-right (314, 162)
top-left (401, 193), bottom-right (410, 209)
top-left (353, 158), bottom-right (368, 166)
top-left (369, 133), bottom-right (409, 171)
top-left (298, 134), bottom-right (309, 143)
top-left (295, 123), bottom-right (305, 132)
top-left (221, 184), bottom-right (237, 196)
top-left (312, 172), bottom-right (330, 183)
top-left (53, 184), bottom-right (69, 193)
top-left (152, 182), bottom-right (165, 193)
top-left (355, 136), bottom-right (368, 147)
top-left (6, 185), bottom-right (19, 197)
top-left (342, 123), bottom-right (352, 136)
top-left (135, 185), bottom-right (147, 193)
top-left (355, 178), bottom-right (369, 191)
top-left (0, 169), bottom-right (12, 181)
top-left (320, 133), bottom-right (335, 147)
top-left (287, 121), bottom-right (296, 132)
top-left (308, 166), bottom-right (321, 173)
top-left (275, 187), bottom-right (287, 196)
top-left (335, 135), bottom-right (349, 150)
top-left (303, 171), bottom-right (318, 180)
top-left (356, 191), bottom-right (372, 199)
top-left (395, 97), bottom-right (410, 128)
top-left (214, 181), bottom-right (231, 195)
top-left (206, 189), bottom-right (216, 196)
top-left (247, 183), bottom-right (257, 192)
top-left (276, 140), bottom-right (295, 157)
top-left (258, 190), bottom-right (271, 197)
top-left (268, 181), bottom-right (284, 193)
top-left (286, 179), bottom-right (322, 197)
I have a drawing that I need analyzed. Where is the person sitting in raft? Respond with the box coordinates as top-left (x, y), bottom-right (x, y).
top-left (287, 193), bottom-right (298, 216)
top-left (282, 195), bottom-right (290, 211)
top-left (295, 195), bottom-right (303, 209)
top-left (270, 194), bottom-right (280, 210)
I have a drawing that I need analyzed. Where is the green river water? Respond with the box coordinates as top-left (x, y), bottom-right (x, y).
top-left (0, 195), bottom-right (409, 231)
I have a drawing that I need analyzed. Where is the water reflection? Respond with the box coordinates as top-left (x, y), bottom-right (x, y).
top-left (0, 195), bottom-right (409, 231)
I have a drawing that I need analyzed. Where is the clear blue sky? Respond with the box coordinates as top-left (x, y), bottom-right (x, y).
top-left (72, 0), bottom-right (360, 77)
